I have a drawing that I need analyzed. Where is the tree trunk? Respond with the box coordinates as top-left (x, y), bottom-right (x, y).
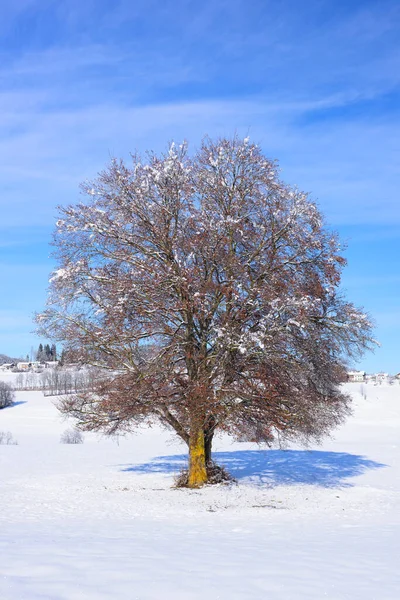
top-left (204, 429), bottom-right (214, 465)
top-left (204, 414), bottom-right (216, 465)
top-left (188, 427), bottom-right (207, 488)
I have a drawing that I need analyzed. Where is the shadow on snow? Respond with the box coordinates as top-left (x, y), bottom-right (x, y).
top-left (2, 401), bottom-right (27, 409)
top-left (120, 449), bottom-right (386, 488)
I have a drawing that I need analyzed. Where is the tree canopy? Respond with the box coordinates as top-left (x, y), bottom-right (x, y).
top-left (37, 136), bottom-right (374, 487)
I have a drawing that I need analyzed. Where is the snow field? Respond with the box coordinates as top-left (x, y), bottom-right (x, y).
top-left (0, 381), bottom-right (399, 599)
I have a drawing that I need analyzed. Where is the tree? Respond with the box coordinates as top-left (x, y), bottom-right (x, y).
top-left (36, 136), bottom-right (374, 487)
top-left (36, 343), bottom-right (44, 362)
top-left (44, 344), bottom-right (51, 360)
top-left (58, 348), bottom-right (66, 366)
top-left (50, 344), bottom-right (57, 361)
top-left (0, 381), bottom-right (15, 409)
top-left (36, 342), bottom-right (57, 362)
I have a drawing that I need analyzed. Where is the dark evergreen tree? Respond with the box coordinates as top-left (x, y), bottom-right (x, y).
top-left (59, 349), bottom-right (66, 366)
top-left (37, 343), bottom-right (44, 362)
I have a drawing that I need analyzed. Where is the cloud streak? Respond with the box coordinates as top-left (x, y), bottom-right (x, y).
top-left (0, 93), bottom-right (399, 227)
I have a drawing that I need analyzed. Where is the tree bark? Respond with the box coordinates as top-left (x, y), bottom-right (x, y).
top-left (204, 414), bottom-right (216, 465)
top-left (188, 427), bottom-right (207, 488)
top-left (204, 428), bottom-right (214, 465)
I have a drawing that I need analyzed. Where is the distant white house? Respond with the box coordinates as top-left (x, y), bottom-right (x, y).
top-left (43, 361), bottom-right (59, 369)
top-left (13, 360), bottom-right (59, 372)
top-left (16, 361), bottom-right (43, 371)
top-left (0, 363), bottom-right (15, 371)
top-left (364, 372), bottom-right (393, 385)
top-left (347, 371), bottom-right (366, 382)
top-left (16, 362), bottom-right (32, 371)
top-left (375, 372), bottom-right (389, 384)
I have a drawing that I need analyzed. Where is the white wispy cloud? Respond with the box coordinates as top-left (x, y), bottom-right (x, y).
top-left (0, 93), bottom-right (399, 226)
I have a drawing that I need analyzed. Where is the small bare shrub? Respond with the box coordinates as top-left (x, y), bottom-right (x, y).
top-left (0, 382), bottom-right (15, 409)
top-left (60, 428), bottom-right (84, 444)
top-left (0, 431), bottom-right (18, 445)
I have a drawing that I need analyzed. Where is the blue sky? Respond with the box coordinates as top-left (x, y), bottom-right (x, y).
top-left (0, 0), bottom-right (399, 372)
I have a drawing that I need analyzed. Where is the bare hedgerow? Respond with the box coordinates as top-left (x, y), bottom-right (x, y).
top-left (0, 431), bottom-right (18, 445)
top-left (60, 428), bottom-right (84, 444)
top-left (0, 381), bottom-right (15, 409)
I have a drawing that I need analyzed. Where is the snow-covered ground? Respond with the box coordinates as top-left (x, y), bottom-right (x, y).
top-left (0, 377), bottom-right (399, 599)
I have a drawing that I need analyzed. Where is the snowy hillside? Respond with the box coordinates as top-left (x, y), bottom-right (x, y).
top-left (0, 380), bottom-right (399, 599)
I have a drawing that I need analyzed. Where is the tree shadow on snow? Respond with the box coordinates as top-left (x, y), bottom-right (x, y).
top-left (2, 401), bottom-right (27, 409)
top-left (120, 449), bottom-right (386, 488)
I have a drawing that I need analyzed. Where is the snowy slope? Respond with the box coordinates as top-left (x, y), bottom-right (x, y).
top-left (0, 380), bottom-right (399, 599)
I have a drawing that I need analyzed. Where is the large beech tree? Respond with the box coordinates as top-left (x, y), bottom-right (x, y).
top-left (37, 137), bottom-right (374, 487)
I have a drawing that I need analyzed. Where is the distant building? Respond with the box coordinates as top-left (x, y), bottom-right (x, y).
top-left (347, 371), bottom-right (366, 382)
top-left (375, 372), bottom-right (389, 384)
top-left (43, 361), bottom-right (59, 369)
top-left (0, 363), bottom-right (15, 371)
top-left (16, 362), bottom-right (32, 371)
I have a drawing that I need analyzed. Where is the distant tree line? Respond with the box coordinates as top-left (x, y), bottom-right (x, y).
top-left (35, 343), bottom-right (57, 362)
top-left (13, 367), bottom-right (104, 396)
